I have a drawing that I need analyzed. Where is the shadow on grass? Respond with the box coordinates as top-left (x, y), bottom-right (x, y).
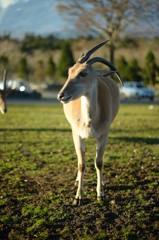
top-left (0, 128), bottom-right (71, 132)
top-left (110, 136), bottom-right (159, 145)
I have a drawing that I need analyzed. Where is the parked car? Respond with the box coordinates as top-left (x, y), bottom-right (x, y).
top-left (0, 79), bottom-right (41, 99)
top-left (120, 82), bottom-right (155, 101)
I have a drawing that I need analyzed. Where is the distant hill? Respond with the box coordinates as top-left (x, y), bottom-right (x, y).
top-left (0, 0), bottom-right (70, 39)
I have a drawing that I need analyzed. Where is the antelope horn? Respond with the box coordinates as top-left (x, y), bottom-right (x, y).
top-left (87, 57), bottom-right (124, 85)
top-left (77, 40), bottom-right (109, 64)
top-left (3, 69), bottom-right (7, 91)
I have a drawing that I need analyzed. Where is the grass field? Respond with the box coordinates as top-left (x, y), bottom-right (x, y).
top-left (0, 104), bottom-right (159, 240)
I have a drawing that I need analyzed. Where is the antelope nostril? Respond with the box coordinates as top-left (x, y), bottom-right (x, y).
top-left (61, 92), bottom-right (64, 98)
top-left (58, 92), bottom-right (64, 99)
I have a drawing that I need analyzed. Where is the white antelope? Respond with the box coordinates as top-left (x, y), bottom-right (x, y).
top-left (57, 40), bottom-right (123, 206)
top-left (0, 70), bottom-right (10, 114)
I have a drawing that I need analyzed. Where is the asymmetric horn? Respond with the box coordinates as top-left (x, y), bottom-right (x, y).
top-left (77, 40), bottom-right (109, 64)
top-left (87, 57), bottom-right (123, 85)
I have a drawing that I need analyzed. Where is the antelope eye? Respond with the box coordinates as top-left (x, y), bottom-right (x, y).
top-left (80, 72), bottom-right (87, 77)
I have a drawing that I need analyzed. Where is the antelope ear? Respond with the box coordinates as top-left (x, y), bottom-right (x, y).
top-left (87, 57), bottom-right (123, 85)
top-left (103, 70), bottom-right (117, 77)
top-left (96, 70), bottom-right (117, 77)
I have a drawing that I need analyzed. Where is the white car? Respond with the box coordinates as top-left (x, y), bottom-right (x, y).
top-left (120, 82), bottom-right (155, 101)
top-left (0, 79), bottom-right (33, 94)
top-left (0, 80), bottom-right (33, 93)
top-left (0, 79), bottom-right (41, 99)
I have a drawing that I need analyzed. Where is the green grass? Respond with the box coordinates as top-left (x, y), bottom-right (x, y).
top-left (0, 103), bottom-right (159, 239)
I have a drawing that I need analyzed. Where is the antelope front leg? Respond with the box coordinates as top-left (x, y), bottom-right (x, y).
top-left (72, 130), bottom-right (86, 206)
top-left (95, 133), bottom-right (108, 201)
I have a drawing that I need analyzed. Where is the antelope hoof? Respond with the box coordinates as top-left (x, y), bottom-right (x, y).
top-left (97, 195), bottom-right (106, 201)
top-left (73, 198), bottom-right (83, 207)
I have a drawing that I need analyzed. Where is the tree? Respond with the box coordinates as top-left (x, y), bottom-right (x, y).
top-left (34, 60), bottom-right (45, 82)
top-left (45, 56), bottom-right (56, 79)
top-left (18, 57), bottom-right (29, 80)
top-left (57, 41), bottom-right (74, 77)
top-left (143, 50), bottom-right (158, 85)
top-left (57, 0), bottom-right (159, 65)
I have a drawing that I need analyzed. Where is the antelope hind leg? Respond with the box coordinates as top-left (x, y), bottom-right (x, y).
top-left (95, 133), bottom-right (108, 201)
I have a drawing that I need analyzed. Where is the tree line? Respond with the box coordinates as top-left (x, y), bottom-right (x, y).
top-left (0, 42), bottom-right (158, 85)
top-left (0, 41), bottom-right (75, 82)
top-left (116, 51), bottom-right (159, 85)
top-left (20, 34), bottom-right (65, 53)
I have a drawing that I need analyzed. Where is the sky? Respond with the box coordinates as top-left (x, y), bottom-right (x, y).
top-left (0, 0), bottom-right (68, 39)
top-left (0, 0), bottom-right (158, 39)
top-left (0, 0), bottom-right (28, 9)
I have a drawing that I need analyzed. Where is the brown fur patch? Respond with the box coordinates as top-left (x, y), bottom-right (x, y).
top-left (78, 164), bottom-right (85, 172)
top-left (96, 162), bottom-right (102, 170)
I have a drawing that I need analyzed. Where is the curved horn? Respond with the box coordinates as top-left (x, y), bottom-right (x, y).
top-left (77, 40), bottom-right (109, 64)
top-left (3, 69), bottom-right (7, 91)
top-left (87, 57), bottom-right (123, 85)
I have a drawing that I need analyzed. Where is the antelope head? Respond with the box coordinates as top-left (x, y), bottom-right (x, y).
top-left (57, 40), bottom-right (123, 103)
top-left (0, 70), bottom-right (10, 114)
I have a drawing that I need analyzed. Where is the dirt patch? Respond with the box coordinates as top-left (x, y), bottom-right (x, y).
top-left (0, 161), bottom-right (159, 240)
top-left (0, 104), bottom-right (159, 239)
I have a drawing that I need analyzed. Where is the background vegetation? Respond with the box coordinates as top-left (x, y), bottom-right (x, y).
top-left (0, 34), bottom-right (159, 85)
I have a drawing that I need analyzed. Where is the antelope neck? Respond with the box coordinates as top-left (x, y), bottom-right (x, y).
top-left (81, 79), bottom-right (98, 126)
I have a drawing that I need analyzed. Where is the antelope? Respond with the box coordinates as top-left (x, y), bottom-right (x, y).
top-left (0, 70), bottom-right (10, 114)
top-left (57, 40), bottom-right (123, 206)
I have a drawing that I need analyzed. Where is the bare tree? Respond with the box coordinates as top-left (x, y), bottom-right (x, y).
top-left (57, 0), bottom-right (159, 64)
